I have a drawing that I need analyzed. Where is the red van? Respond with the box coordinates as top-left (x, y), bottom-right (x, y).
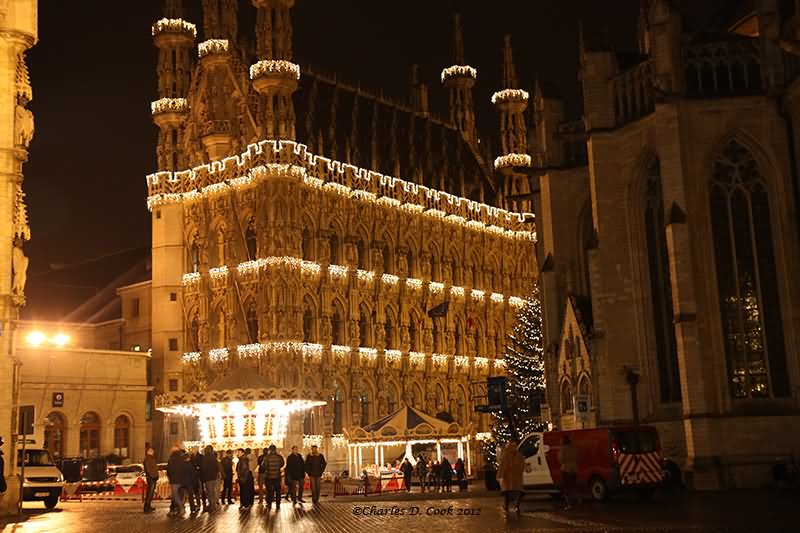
top-left (520, 426), bottom-right (663, 501)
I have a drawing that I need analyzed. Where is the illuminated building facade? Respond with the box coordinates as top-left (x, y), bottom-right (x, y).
top-left (146, 0), bottom-right (536, 467)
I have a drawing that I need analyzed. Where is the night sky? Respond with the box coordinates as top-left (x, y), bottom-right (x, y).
top-left (22, 0), bottom-right (730, 321)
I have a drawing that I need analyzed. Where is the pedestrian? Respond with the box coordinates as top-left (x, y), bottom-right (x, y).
top-left (262, 444), bottom-right (285, 510)
top-left (220, 449), bottom-right (234, 504)
top-left (182, 451), bottom-right (199, 513)
top-left (415, 454), bottom-right (428, 492)
top-left (497, 441), bottom-right (525, 514)
top-left (559, 435), bottom-right (578, 510)
top-left (256, 447), bottom-right (267, 504)
top-left (236, 448), bottom-right (254, 509)
top-left (430, 460), bottom-right (441, 492)
top-left (286, 445), bottom-right (306, 504)
top-left (143, 447), bottom-right (158, 513)
top-left (440, 456), bottom-right (453, 492)
top-left (400, 458), bottom-right (414, 492)
top-left (304, 444), bottom-right (327, 504)
top-left (245, 448), bottom-right (258, 503)
top-left (0, 437), bottom-right (7, 499)
top-left (166, 447), bottom-right (184, 516)
top-left (201, 445), bottom-right (220, 512)
top-left (454, 458), bottom-right (466, 491)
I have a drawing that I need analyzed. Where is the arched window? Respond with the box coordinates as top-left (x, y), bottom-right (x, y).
top-left (455, 387), bottom-right (467, 425)
top-left (245, 218), bottom-right (257, 260)
top-left (454, 322), bottom-right (463, 355)
top-left (44, 412), bottom-right (66, 461)
top-left (359, 308), bottom-right (370, 347)
top-left (711, 140), bottom-right (789, 398)
top-left (383, 246), bottom-right (393, 275)
top-left (385, 311), bottom-right (395, 349)
top-left (329, 229), bottom-right (339, 265)
top-left (406, 249), bottom-right (416, 277)
top-left (333, 387), bottom-right (344, 433)
top-left (644, 159), bottom-right (681, 403)
top-left (474, 328), bottom-right (482, 357)
top-left (432, 318), bottom-right (442, 353)
top-left (246, 303), bottom-right (259, 343)
top-left (79, 412), bottom-right (101, 458)
top-left (409, 316), bottom-right (418, 351)
top-left (302, 228), bottom-right (314, 261)
top-left (113, 415), bottom-right (131, 458)
top-left (303, 407), bottom-right (317, 435)
top-left (453, 260), bottom-right (462, 286)
top-left (332, 305), bottom-right (344, 345)
top-left (429, 254), bottom-right (437, 282)
top-left (411, 383), bottom-right (423, 409)
top-left (190, 241), bottom-right (200, 273)
top-left (360, 390), bottom-right (370, 426)
top-left (303, 307), bottom-right (314, 343)
top-left (189, 316), bottom-right (200, 352)
top-left (560, 381), bottom-right (573, 412)
top-left (578, 376), bottom-right (592, 408)
top-left (435, 384), bottom-right (446, 412)
top-left (357, 239), bottom-right (367, 270)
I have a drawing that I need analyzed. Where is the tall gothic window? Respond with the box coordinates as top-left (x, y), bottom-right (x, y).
top-left (189, 316), bottom-right (200, 352)
top-left (409, 317), bottom-right (418, 351)
top-left (359, 308), bottom-right (369, 347)
top-left (303, 307), bottom-right (314, 343)
top-left (245, 218), bottom-right (257, 260)
top-left (333, 387), bottom-right (344, 433)
top-left (332, 305), bottom-right (344, 346)
top-left (711, 140), bottom-right (789, 399)
top-left (385, 311), bottom-right (394, 349)
top-left (383, 246), bottom-right (393, 275)
top-left (432, 318), bottom-right (442, 352)
top-left (329, 230), bottom-right (339, 265)
top-left (360, 390), bottom-right (370, 426)
top-left (644, 159), bottom-right (681, 403)
top-left (246, 303), bottom-right (259, 343)
top-left (302, 229), bottom-right (314, 260)
top-left (357, 239), bottom-right (367, 269)
top-left (455, 323), bottom-right (463, 355)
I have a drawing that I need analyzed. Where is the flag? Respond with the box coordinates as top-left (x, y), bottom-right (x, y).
top-left (427, 301), bottom-right (450, 318)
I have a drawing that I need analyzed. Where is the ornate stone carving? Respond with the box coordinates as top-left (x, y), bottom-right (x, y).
top-left (15, 104), bottom-right (34, 148)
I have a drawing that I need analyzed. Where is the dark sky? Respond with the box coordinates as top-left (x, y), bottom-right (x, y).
top-left (22, 0), bottom-right (730, 320)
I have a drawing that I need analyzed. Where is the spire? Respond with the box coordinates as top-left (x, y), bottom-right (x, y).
top-left (202, 0), bottom-right (222, 39)
top-left (452, 14), bottom-right (465, 65)
top-left (502, 34), bottom-right (518, 89)
top-left (164, 0), bottom-right (184, 18)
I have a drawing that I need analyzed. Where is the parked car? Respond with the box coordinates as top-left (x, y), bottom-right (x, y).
top-left (17, 448), bottom-right (64, 509)
top-left (107, 464), bottom-right (145, 491)
top-left (519, 425), bottom-right (664, 501)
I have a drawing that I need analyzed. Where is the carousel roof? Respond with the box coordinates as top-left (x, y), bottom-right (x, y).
top-left (346, 405), bottom-right (470, 443)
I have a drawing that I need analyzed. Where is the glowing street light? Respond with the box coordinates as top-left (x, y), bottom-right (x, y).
top-left (53, 334), bottom-right (70, 347)
top-left (25, 331), bottom-right (45, 346)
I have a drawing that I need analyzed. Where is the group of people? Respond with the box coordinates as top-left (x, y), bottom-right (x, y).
top-left (398, 455), bottom-right (466, 492)
top-left (156, 443), bottom-right (327, 516)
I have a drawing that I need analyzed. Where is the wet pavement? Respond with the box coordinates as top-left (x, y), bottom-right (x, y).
top-left (1, 489), bottom-right (798, 532)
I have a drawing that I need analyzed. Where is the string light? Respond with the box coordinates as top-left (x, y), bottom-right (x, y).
top-left (328, 264), bottom-right (349, 280)
top-left (359, 347), bottom-right (378, 359)
top-left (494, 153), bottom-right (532, 169)
top-left (249, 59), bottom-right (301, 80)
top-left (209, 347), bottom-right (229, 362)
top-left (356, 270), bottom-right (375, 283)
top-left (450, 286), bottom-right (465, 298)
top-left (474, 357), bottom-right (488, 368)
top-left (491, 88), bottom-right (530, 105)
top-left (490, 292), bottom-right (504, 303)
top-left (182, 272), bottom-right (200, 285)
top-left (454, 355), bottom-right (469, 368)
top-left (198, 39), bottom-right (229, 58)
top-left (406, 278), bottom-right (423, 290)
top-left (151, 18), bottom-right (197, 38)
top-left (432, 353), bottom-right (448, 365)
top-left (151, 98), bottom-right (188, 115)
top-left (385, 350), bottom-right (402, 363)
top-left (331, 434), bottom-right (347, 448)
top-left (182, 352), bottom-right (201, 364)
top-left (471, 289), bottom-right (485, 302)
top-left (381, 273), bottom-right (399, 286)
top-left (440, 65), bottom-right (478, 83)
top-left (237, 343), bottom-right (263, 359)
top-left (429, 282), bottom-right (445, 294)
top-left (509, 296), bottom-right (524, 308)
top-left (409, 352), bottom-right (425, 364)
top-left (303, 434), bottom-right (324, 449)
top-left (209, 266), bottom-right (228, 279)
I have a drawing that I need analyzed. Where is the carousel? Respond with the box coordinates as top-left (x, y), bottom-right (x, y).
top-left (344, 405), bottom-right (475, 476)
top-left (156, 367), bottom-right (326, 451)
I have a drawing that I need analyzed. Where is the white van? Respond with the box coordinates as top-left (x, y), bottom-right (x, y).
top-left (518, 432), bottom-right (558, 492)
top-left (17, 448), bottom-right (64, 508)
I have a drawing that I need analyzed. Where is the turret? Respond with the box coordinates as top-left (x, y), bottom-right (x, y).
top-left (441, 14), bottom-right (477, 147)
top-left (250, 0), bottom-right (299, 140)
top-left (410, 64), bottom-right (430, 118)
top-left (492, 35), bottom-right (530, 171)
top-left (151, 0), bottom-right (195, 171)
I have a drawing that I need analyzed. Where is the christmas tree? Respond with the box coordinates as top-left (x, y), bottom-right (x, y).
top-left (487, 283), bottom-right (548, 466)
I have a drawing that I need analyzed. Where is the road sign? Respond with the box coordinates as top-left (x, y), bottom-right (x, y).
top-left (53, 392), bottom-right (64, 407)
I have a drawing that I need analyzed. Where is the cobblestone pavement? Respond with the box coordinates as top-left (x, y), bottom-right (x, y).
top-left (2, 490), bottom-right (798, 533)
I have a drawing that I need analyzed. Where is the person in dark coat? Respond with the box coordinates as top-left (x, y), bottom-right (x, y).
top-left (304, 445), bottom-right (327, 504)
top-left (262, 444), bottom-right (285, 510)
top-left (430, 460), bottom-right (441, 492)
top-left (415, 455), bottom-right (428, 492)
top-left (200, 445), bottom-right (220, 512)
top-left (440, 457), bottom-right (453, 492)
top-left (236, 448), bottom-right (254, 509)
top-left (190, 447), bottom-right (205, 511)
top-left (182, 452), bottom-right (199, 513)
top-left (454, 458), bottom-right (466, 490)
top-left (285, 445), bottom-right (306, 504)
top-left (0, 437), bottom-right (7, 495)
top-left (166, 447), bottom-right (185, 516)
top-left (400, 458), bottom-right (414, 492)
top-left (220, 449), bottom-right (234, 504)
top-left (143, 447), bottom-right (158, 513)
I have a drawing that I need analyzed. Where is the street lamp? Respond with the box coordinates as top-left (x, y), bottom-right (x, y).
top-left (25, 331), bottom-right (45, 346)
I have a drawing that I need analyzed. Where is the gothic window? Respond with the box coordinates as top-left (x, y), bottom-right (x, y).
top-left (644, 159), bottom-right (681, 403)
top-left (409, 316), bottom-right (418, 351)
top-left (472, 265), bottom-right (481, 287)
top-left (432, 318), bottom-right (442, 352)
top-left (578, 376), bottom-right (591, 408)
top-left (560, 381), bottom-right (573, 412)
top-left (245, 218), bottom-right (257, 260)
top-left (453, 260), bottom-right (463, 286)
top-left (435, 384), bottom-right (446, 412)
top-left (383, 246), bottom-right (393, 275)
top-left (329, 229), bottom-right (339, 265)
top-left (385, 310), bottom-right (395, 349)
top-left (429, 254), bottom-right (437, 282)
top-left (406, 249), bottom-right (416, 277)
top-left (189, 316), bottom-right (200, 352)
top-left (411, 383), bottom-right (423, 409)
top-left (302, 228), bottom-right (314, 261)
top-left (246, 303), bottom-right (259, 343)
top-left (455, 322), bottom-right (463, 355)
top-left (360, 390), bottom-right (370, 426)
top-left (711, 140), bottom-right (789, 399)
top-left (357, 238), bottom-right (367, 270)
top-left (303, 307), bottom-right (314, 343)
top-left (113, 415), bottom-right (131, 458)
top-left (333, 387), bottom-right (344, 433)
top-left (359, 307), bottom-right (370, 347)
top-left (332, 304), bottom-right (344, 346)
top-left (474, 327), bottom-right (482, 357)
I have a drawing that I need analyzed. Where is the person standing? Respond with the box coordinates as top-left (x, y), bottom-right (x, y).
top-left (166, 447), bottom-right (184, 517)
top-left (143, 447), bottom-right (158, 513)
top-left (200, 445), bottom-right (220, 512)
top-left (497, 441), bottom-right (525, 513)
top-left (440, 456), bottom-right (453, 492)
top-left (236, 448), bottom-right (254, 509)
top-left (220, 449), bottom-right (234, 505)
top-left (262, 445), bottom-right (285, 510)
top-left (286, 445), bottom-right (306, 504)
top-left (256, 448), bottom-right (267, 504)
top-left (454, 458), bottom-right (466, 490)
top-left (400, 458), bottom-right (414, 492)
top-left (182, 452), bottom-right (199, 513)
top-left (415, 454), bottom-right (428, 493)
top-left (430, 460), bottom-right (441, 492)
top-left (559, 435), bottom-right (578, 510)
top-left (304, 444), bottom-right (327, 504)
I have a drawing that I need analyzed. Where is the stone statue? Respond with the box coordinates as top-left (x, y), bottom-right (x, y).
top-left (15, 104), bottom-right (34, 148)
top-left (11, 239), bottom-right (28, 298)
top-left (399, 326), bottom-right (409, 350)
top-left (198, 321), bottom-right (210, 348)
